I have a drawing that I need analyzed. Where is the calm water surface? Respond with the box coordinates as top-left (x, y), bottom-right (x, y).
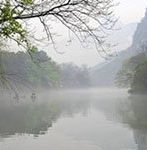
top-left (0, 88), bottom-right (146, 150)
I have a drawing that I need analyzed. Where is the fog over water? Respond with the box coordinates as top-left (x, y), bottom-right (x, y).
top-left (0, 88), bottom-right (146, 150)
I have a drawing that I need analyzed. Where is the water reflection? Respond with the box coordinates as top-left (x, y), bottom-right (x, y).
top-left (1, 89), bottom-right (147, 150)
top-left (118, 95), bottom-right (147, 150)
top-left (0, 91), bottom-right (90, 138)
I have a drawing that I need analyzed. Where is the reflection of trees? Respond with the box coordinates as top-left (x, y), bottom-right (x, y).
top-left (118, 95), bottom-right (147, 150)
top-left (0, 103), bottom-right (57, 137)
top-left (0, 95), bottom-right (90, 138)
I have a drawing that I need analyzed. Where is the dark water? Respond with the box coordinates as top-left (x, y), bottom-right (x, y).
top-left (0, 88), bottom-right (146, 150)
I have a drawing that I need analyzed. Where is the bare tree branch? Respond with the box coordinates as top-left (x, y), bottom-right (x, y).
top-left (0, 0), bottom-right (117, 55)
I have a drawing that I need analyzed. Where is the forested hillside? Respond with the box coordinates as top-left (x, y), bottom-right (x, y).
top-left (0, 51), bottom-right (60, 88)
top-left (0, 51), bottom-right (90, 90)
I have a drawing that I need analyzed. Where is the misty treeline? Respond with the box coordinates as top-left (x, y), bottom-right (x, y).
top-left (116, 49), bottom-right (147, 94)
top-left (0, 50), bottom-right (90, 89)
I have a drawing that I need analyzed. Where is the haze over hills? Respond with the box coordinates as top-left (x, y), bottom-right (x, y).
top-left (43, 21), bottom-right (137, 67)
top-left (109, 22), bottom-right (137, 52)
top-left (132, 9), bottom-right (147, 50)
top-left (90, 10), bottom-right (147, 87)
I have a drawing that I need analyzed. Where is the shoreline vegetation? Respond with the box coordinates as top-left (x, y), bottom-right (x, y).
top-left (0, 50), bottom-right (91, 94)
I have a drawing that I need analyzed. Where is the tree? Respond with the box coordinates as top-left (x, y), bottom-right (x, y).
top-left (115, 51), bottom-right (147, 94)
top-left (0, 50), bottom-right (60, 92)
top-left (0, 0), bottom-right (117, 53)
top-left (60, 63), bottom-right (90, 88)
top-left (0, 0), bottom-right (117, 90)
top-left (130, 59), bottom-right (147, 94)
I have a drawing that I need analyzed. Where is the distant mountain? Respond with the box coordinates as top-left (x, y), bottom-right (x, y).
top-left (132, 9), bottom-right (147, 51)
top-left (109, 22), bottom-right (137, 51)
top-left (90, 48), bottom-right (133, 87)
top-left (90, 9), bottom-right (147, 87)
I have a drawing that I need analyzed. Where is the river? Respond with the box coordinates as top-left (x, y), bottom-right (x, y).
top-left (0, 88), bottom-right (146, 150)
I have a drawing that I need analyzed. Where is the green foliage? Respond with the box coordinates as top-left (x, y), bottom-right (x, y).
top-left (131, 59), bottom-right (147, 94)
top-left (115, 61), bottom-right (134, 88)
top-left (21, 0), bottom-right (33, 5)
top-left (0, 50), bottom-right (91, 89)
top-left (0, 1), bottom-right (26, 40)
top-left (116, 52), bottom-right (147, 93)
top-left (0, 51), bottom-right (60, 88)
top-left (0, 0), bottom-right (36, 52)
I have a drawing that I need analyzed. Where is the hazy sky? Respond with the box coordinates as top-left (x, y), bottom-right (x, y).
top-left (44, 0), bottom-right (147, 67)
top-left (10, 0), bottom-right (146, 67)
top-left (114, 0), bottom-right (147, 24)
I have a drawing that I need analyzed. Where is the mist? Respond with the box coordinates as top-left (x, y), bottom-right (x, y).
top-left (0, 88), bottom-right (146, 150)
top-left (1, 0), bottom-right (147, 150)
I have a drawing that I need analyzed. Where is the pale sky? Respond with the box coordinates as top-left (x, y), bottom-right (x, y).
top-left (11, 0), bottom-right (147, 67)
top-left (114, 0), bottom-right (147, 24)
top-left (44, 0), bottom-right (147, 67)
